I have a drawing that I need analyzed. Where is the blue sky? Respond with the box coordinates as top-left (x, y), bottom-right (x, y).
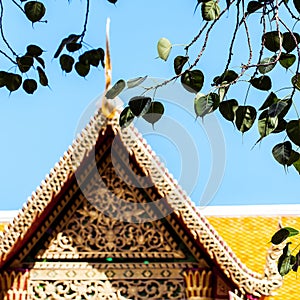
top-left (0, 0), bottom-right (298, 210)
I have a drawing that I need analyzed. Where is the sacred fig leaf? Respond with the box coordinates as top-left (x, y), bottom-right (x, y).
top-left (286, 119), bottom-right (300, 146)
top-left (127, 76), bottom-right (147, 89)
top-left (258, 110), bottom-right (278, 138)
top-left (268, 101), bottom-right (288, 118)
top-left (35, 56), bottom-right (45, 68)
top-left (194, 92), bottom-right (220, 118)
top-left (292, 250), bottom-right (300, 272)
top-left (292, 73), bottom-right (300, 90)
top-left (181, 70), bottom-right (204, 93)
top-left (37, 66), bottom-right (48, 86)
top-left (75, 61), bottom-right (90, 77)
top-left (59, 54), bottom-right (74, 73)
top-left (282, 32), bottom-right (300, 53)
top-left (278, 243), bottom-right (293, 276)
top-left (17, 55), bottom-right (34, 73)
top-left (107, 0), bottom-right (118, 4)
top-left (278, 98), bottom-right (292, 119)
top-left (273, 118), bottom-right (287, 134)
top-left (219, 99), bottom-right (238, 122)
top-left (157, 38), bottom-right (172, 61)
top-left (0, 71), bottom-right (8, 88)
top-left (26, 44), bottom-right (43, 57)
top-left (250, 76), bottom-right (272, 91)
top-left (66, 43), bottom-right (82, 53)
top-left (258, 56), bottom-right (277, 74)
top-left (174, 56), bottom-right (189, 75)
top-left (105, 79), bottom-right (126, 99)
top-left (293, 157), bottom-right (300, 174)
top-left (271, 228), bottom-right (290, 245)
top-left (263, 31), bottom-right (282, 52)
top-left (247, 1), bottom-right (263, 13)
top-left (23, 78), bottom-right (37, 94)
top-left (259, 92), bottom-right (278, 110)
top-left (24, 1), bottom-right (46, 23)
top-left (79, 48), bottom-right (104, 67)
top-left (272, 141), bottom-right (292, 166)
top-left (119, 106), bottom-right (134, 128)
top-left (201, 0), bottom-right (220, 21)
top-left (294, 0), bottom-right (300, 14)
top-left (287, 151), bottom-right (300, 166)
top-left (213, 70), bottom-right (239, 85)
top-left (5, 73), bottom-right (22, 92)
top-left (142, 101), bottom-right (165, 125)
top-left (279, 53), bottom-right (296, 70)
top-left (128, 96), bottom-right (152, 117)
top-left (235, 105), bottom-right (257, 133)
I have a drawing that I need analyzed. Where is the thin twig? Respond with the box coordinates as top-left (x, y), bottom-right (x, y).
top-left (0, 0), bottom-right (17, 57)
top-left (185, 22), bottom-right (209, 54)
top-left (0, 49), bottom-right (16, 64)
top-left (10, 0), bottom-right (25, 13)
top-left (224, 0), bottom-right (241, 70)
top-left (80, 0), bottom-right (90, 43)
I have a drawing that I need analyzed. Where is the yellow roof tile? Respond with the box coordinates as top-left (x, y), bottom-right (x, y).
top-left (207, 216), bottom-right (300, 300)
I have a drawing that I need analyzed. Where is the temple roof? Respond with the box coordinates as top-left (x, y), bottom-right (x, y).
top-left (0, 104), bottom-right (284, 297)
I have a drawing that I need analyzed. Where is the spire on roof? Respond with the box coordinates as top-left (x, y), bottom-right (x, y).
top-left (101, 17), bottom-right (118, 119)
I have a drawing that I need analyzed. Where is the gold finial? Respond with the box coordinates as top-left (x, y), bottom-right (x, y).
top-left (101, 17), bottom-right (117, 119)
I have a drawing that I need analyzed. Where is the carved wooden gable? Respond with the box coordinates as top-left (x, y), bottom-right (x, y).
top-left (1, 127), bottom-right (229, 300)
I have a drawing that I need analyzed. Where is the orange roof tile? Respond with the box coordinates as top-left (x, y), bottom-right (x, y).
top-left (208, 215), bottom-right (300, 300)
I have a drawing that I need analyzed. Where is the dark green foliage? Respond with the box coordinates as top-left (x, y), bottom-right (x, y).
top-left (181, 70), bottom-right (204, 93)
top-left (24, 1), bottom-right (46, 23)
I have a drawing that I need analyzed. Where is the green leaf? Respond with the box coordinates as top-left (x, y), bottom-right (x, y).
top-left (273, 118), bottom-right (287, 134)
top-left (181, 70), bottom-right (204, 93)
top-left (23, 78), bottom-right (37, 94)
top-left (75, 61), bottom-right (90, 77)
top-left (59, 54), bottom-right (74, 73)
top-left (286, 119), bottom-right (300, 146)
top-left (235, 106), bottom-right (257, 133)
top-left (0, 71), bottom-right (8, 88)
top-left (247, 1), bottom-right (263, 13)
top-left (105, 79), bottom-right (126, 99)
top-left (157, 38), bottom-right (172, 61)
top-left (282, 32), bottom-right (300, 53)
top-left (213, 70), bottom-right (239, 85)
top-left (66, 43), bottom-right (82, 53)
top-left (201, 0), bottom-right (220, 21)
top-left (278, 244), bottom-right (293, 276)
top-left (5, 73), bottom-right (22, 92)
top-left (26, 44), bottom-right (43, 57)
top-left (37, 66), bottom-right (48, 86)
top-left (271, 228), bottom-right (290, 244)
top-left (24, 1), bottom-right (46, 23)
top-left (174, 56), bottom-right (189, 75)
top-left (128, 96), bottom-right (152, 117)
top-left (294, 0), bottom-right (300, 14)
top-left (263, 31), bottom-right (282, 52)
top-left (250, 76), bottom-right (272, 91)
top-left (142, 101), bottom-right (165, 125)
top-left (119, 106), bottom-right (135, 128)
top-left (293, 157), bottom-right (300, 174)
top-left (278, 98), bottom-right (292, 119)
top-left (272, 141), bottom-right (292, 166)
top-left (127, 76), bottom-right (147, 88)
top-left (279, 53), bottom-right (296, 69)
top-left (35, 56), bottom-right (45, 68)
top-left (79, 48), bottom-right (105, 67)
top-left (219, 99), bottom-right (238, 122)
top-left (287, 151), bottom-right (300, 166)
top-left (258, 56), bottom-right (276, 74)
top-left (259, 92), bottom-right (278, 110)
top-left (194, 93), bottom-right (220, 118)
top-left (268, 101), bottom-right (288, 118)
top-left (292, 73), bottom-right (300, 90)
top-left (258, 110), bottom-right (278, 138)
top-left (17, 55), bottom-right (34, 73)
top-left (285, 227), bottom-right (300, 237)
